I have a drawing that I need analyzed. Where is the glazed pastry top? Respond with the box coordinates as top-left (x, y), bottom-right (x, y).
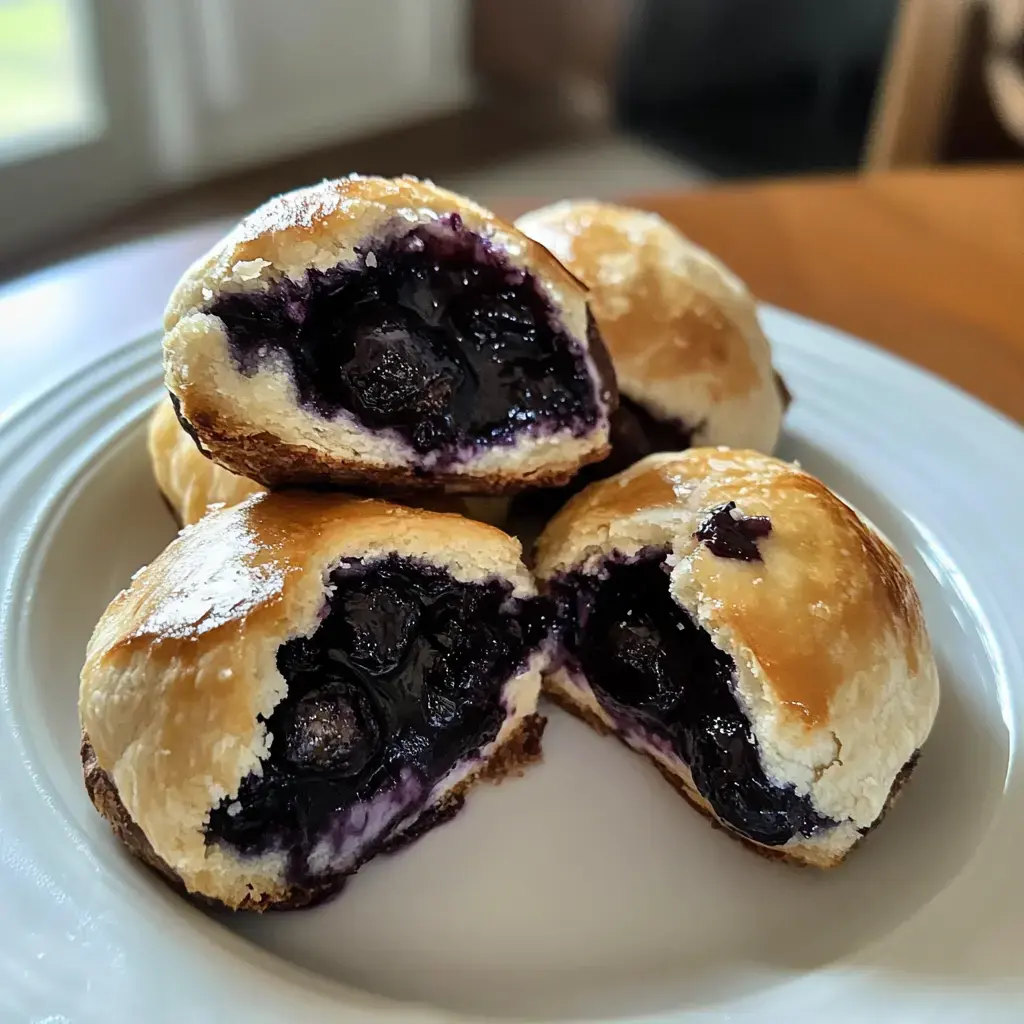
top-left (536, 448), bottom-right (939, 827)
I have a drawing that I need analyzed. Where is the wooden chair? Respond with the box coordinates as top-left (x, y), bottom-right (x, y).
top-left (867, 0), bottom-right (1024, 168)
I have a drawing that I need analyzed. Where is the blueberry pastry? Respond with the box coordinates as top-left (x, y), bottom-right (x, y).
top-left (149, 396), bottom-right (264, 527)
top-left (80, 493), bottom-right (550, 909)
top-left (163, 175), bottom-right (617, 493)
top-left (536, 449), bottom-right (939, 867)
top-left (148, 397), bottom-right (510, 530)
top-left (516, 201), bottom-right (785, 474)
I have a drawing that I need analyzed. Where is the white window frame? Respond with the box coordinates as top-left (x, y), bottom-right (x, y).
top-left (0, 0), bottom-right (154, 263)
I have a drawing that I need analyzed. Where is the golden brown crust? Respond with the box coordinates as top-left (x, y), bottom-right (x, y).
top-left (536, 448), bottom-right (930, 725)
top-left (83, 712), bottom-right (547, 911)
top-left (149, 397), bottom-right (265, 527)
top-left (518, 202), bottom-right (757, 396)
top-left (163, 176), bottom-right (615, 491)
top-left (536, 448), bottom-right (939, 831)
top-left (516, 201), bottom-right (783, 451)
top-left (79, 491), bottom-right (537, 907)
top-left (166, 176), bottom-right (584, 327)
top-left (177, 401), bottom-right (611, 494)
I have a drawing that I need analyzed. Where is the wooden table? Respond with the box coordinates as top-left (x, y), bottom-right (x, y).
top-left (1, 168), bottom-right (1021, 421)
top-left (630, 167), bottom-right (1024, 423)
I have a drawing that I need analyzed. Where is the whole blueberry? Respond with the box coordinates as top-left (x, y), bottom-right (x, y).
top-left (340, 311), bottom-right (459, 422)
top-left (281, 685), bottom-right (381, 776)
top-left (335, 583), bottom-right (421, 675)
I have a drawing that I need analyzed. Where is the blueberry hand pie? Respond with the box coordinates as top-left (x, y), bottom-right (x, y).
top-left (516, 201), bottom-right (785, 476)
top-left (536, 449), bottom-right (939, 867)
top-left (163, 175), bottom-right (617, 493)
top-left (149, 397), bottom-right (265, 527)
top-left (80, 493), bottom-right (550, 909)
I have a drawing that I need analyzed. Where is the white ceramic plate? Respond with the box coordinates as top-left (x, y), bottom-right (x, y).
top-left (2, 308), bottom-right (1023, 1023)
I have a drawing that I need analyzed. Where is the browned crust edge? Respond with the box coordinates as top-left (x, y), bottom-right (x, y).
top-left (81, 712), bottom-right (547, 912)
top-left (773, 368), bottom-right (793, 411)
top-left (379, 710), bottom-right (547, 854)
top-left (157, 487), bottom-right (184, 528)
top-left (178, 406), bottom-right (612, 495)
top-left (544, 688), bottom-right (918, 868)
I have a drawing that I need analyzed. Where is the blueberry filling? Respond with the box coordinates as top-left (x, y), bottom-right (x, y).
top-left (561, 395), bottom-right (695, 493)
top-left (206, 217), bottom-right (606, 461)
top-left (205, 556), bottom-right (549, 885)
top-left (694, 501), bottom-right (772, 562)
top-left (552, 550), bottom-right (834, 845)
top-left (607, 396), bottom-right (697, 477)
top-left (509, 396), bottom-right (695, 522)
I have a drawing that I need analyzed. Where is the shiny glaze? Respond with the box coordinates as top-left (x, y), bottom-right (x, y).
top-left (209, 215), bottom-right (601, 461)
top-left (572, 460), bottom-right (698, 521)
top-left (553, 550), bottom-right (834, 846)
top-left (222, 176), bottom-right (585, 301)
top-left (685, 471), bottom-right (924, 726)
top-left (115, 501), bottom-right (300, 647)
top-left (206, 554), bottom-right (550, 885)
top-left (542, 449), bottom-right (928, 728)
top-left (94, 493), bottom-right (522, 660)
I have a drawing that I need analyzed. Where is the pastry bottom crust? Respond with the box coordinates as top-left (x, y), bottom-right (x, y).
top-left (81, 712), bottom-right (546, 912)
top-left (184, 407), bottom-right (610, 495)
top-left (545, 686), bottom-right (918, 868)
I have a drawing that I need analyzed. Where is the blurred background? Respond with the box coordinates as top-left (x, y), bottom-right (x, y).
top-left (1, 0), bottom-right (1022, 280)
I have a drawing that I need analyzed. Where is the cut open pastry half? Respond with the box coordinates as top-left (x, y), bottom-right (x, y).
top-left (80, 493), bottom-right (550, 909)
top-left (164, 176), bottom-right (617, 494)
top-left (535, 449), bottom-right (939, 867)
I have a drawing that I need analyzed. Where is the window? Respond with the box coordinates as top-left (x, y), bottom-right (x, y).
top-left (0, 0), bottom-right (104, 164)
top-left (0, 0), bottom-right (469, 266)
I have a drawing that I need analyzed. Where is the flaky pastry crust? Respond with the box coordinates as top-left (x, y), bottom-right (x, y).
top-left (149, 396), bottom-right (264, 527)
top-left (148, 397), bottom-right (513, 530)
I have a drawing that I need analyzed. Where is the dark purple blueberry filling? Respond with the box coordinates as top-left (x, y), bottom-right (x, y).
top-left (279, 686), bottom-right (380, 777)
top-left (606, 395), bottom-right (697, 477)
top-left (206, 217), bottom-right (602, 460)
top-left (694, 501), bottom-right (772, 562)
top-left (509, 396), bottom-right (695, 524)
top-left (552, 550), bottom-right (834, 846)
top-left (205, 556), bottom-right (550, 885)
